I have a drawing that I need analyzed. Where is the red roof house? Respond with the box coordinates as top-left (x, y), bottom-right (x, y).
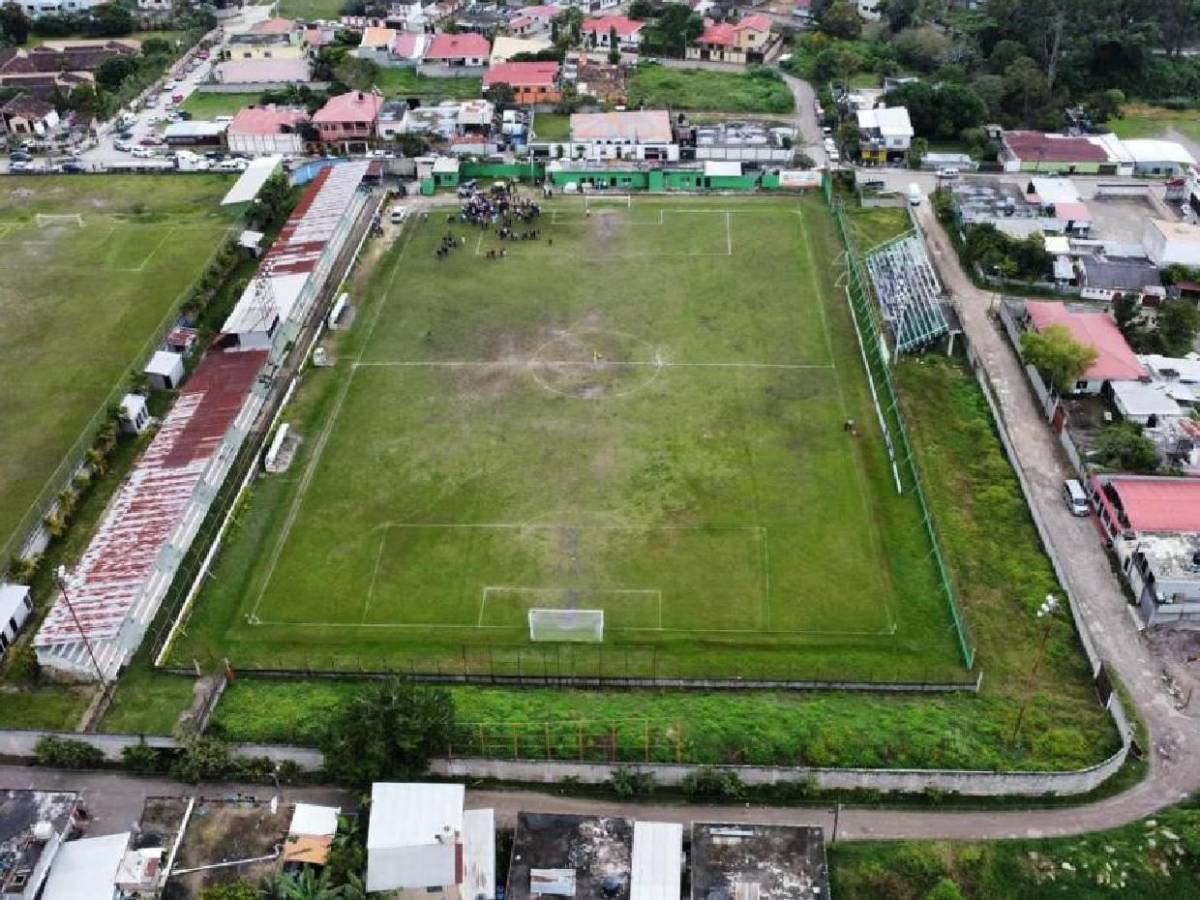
top-left (1025, 301), bottom-right (1147, 390)
top-left (423, 32), bottom-right (490, 67)
top-left (1090, 474), bottom-right (1200, 538)
top-left (313, 90), bottom-right (383, 147)
top-left (581, 16), bottom-right (645, 49)
top-left (483, 61), bottom-right (561, 103)
top-left (688, 14), bottom-right (772, 62)
top-left (227, 105), bottom-right (310, 155)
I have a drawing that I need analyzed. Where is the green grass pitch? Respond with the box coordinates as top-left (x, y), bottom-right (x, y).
top-left (0, 176), bottom-right (235, 562)
top-left (178, 195), bottom-right (967, 682)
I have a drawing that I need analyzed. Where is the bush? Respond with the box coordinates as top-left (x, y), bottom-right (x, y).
top-left (35, 736), bottom-right (104, 769)
top-left (609, 767), bottom-right (656, 798)
top-left (122, 740), bottom-right (171, 774)
top-left (171, 737), bottom-right (234, 783)
top-left (6, 644), bottom-right (39, 684)
top-left (681, 766), bottom-right (745, 800)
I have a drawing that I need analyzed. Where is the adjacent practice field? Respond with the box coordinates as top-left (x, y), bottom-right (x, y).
top-left (0, 175), bottom-right (234, 563)
top-left (185, 195), bottom-right (966, 681)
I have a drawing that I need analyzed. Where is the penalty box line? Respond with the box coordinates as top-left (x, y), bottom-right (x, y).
top-left (354, 360), bottom-right (836, 371)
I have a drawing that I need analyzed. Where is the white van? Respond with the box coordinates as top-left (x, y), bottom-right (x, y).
top-left (390, 204), bottom-right (408, 225)
top-left (937, 167), bottom-right (960, 179)
top-left (908, 183), bottom-right (922, 206)
top-left (1063, 479), bottom-right (1090, 516)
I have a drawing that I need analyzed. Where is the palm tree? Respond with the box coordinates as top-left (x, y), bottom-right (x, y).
top-left (273, 867), bottom-right (343, 900)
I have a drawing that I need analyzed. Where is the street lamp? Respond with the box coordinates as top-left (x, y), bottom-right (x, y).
top-left (55, 565), bottom-right (107, 685)
top-left (1011, 594), bottom-right (1060, 743)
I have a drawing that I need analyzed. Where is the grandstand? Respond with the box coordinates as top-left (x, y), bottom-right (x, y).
top-left (34, 162), bottom-right (378, 681)
top-left (864, 232), bottom-right (949, 356)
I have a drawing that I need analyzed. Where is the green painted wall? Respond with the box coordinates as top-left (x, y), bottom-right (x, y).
top-left (461, 162), bottom-right (546, 182)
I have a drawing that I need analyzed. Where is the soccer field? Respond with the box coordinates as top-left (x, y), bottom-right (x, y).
top-left (0, 176), bottom-right (234, 564)
top-left (183, 194), bottom-right (966, 682)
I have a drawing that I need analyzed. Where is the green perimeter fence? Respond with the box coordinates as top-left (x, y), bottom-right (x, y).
top-left (824, 185), bottom-right (976, 670)
top-left (0, 228), bottom-right (238, 576)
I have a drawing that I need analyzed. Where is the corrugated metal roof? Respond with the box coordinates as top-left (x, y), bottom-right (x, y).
top-left (34, 349), bottom-right (267, 647)
top-left (367, 783), bottom-right (464, 850)
top-left (1026, 301), bottom-right (1147, 382)
top-left (631, 821), bottom-right (682, 900)
top-left (42, 833), bottom-right (128, 900)
top-left (462, 808), bottom-right (496, 899)
top-left (222, 155), bottom-right (283, 205)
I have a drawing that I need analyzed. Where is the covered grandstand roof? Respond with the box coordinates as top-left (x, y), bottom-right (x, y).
top-left (35, 350), bottom-right (267, 666)
top-left (222, 160), bottom-right (369, 337)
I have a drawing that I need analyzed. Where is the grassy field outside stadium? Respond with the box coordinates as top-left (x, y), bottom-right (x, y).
top-left (169, 194), bottom-right (968, 683)
top-left (0, 175), bottom-right (235, 565)
top-left (627, 66), bottom-right (795, 114)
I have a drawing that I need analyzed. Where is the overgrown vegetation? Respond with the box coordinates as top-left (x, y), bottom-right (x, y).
top-left (34, 735), bottom-right (103, 769)
top-left (831, 798), bottom-right (1200, 898)
top-left (627, 65), bottom-right (794, 114)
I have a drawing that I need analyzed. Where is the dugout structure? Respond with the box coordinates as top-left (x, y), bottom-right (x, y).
top-left (831, 193), bottom-right (976, 669)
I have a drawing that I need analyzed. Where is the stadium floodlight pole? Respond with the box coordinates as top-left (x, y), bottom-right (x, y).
top-left (1011, 594), bottom-right (1061, 743)
top-left (55, 565), bottom-right (107, 686)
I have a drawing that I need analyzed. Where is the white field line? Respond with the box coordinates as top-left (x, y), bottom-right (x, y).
top-left (355, 360), bottom-right (836, 370)
top-left (726, 211), bottom-right (732, 255)
top-left (131, 227), bottom-right (176, 272)
top-left (249, 218), bottom-right (422, 620)
top-left (250, 619), bottom-right (898, 637)
top-left (360, 531), bottom-right (388, 623)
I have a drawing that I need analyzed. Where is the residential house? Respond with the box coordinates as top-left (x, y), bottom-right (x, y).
top-left (223, 21), bottom-right (306, 61)
top-left (686, 14), bottom-right (773, 64)
top-left (509, 4), bottom-right (559, 35)
top-left (1024, 300), bottom-right (1147, 394)
top-left (1078, 255), bottom-right (1162, 303)
top-left (227, 105), bottom-right (311, 156)
top-left (793, 0), bottom-right (815, 25)
top-left (355, 26), bottom-right (398, 64)
top-left (453, 2), bottom-right (509, 34)
top-left (999, 130), bottom-right (1134, 176)
top-left (304, 24), bottom-right (339, 55)
top-left (0, 584), bottom-right (33, 657)
top-left (856, 0), bottom-right (881, 19)
top-left (313, 90), bottom-right (383, 152)
top-left (41, 833), bottom-right (131, 900)
top-left (366, 784), bottom-right (494, 897)
top-left (568, 109), bottom-right (678, 161)
top-left (484, 61), bottom-right (561, 104)
top-left (389, 32), bottom-right (430, 67)
top-left (568, 53), bottom-right (627, 103)
top-left (855, 105), bottom-right (913, 163)
top-left (0, 790), bottom-right (81, 900)
top-left (581, 15), bottom-right (645, 50)
top-left (423, 32), bottom-right (491, 68)
top-left (691, 823), bottom-right (830, 900)
top-left (490, 34), bottom-right (553, 63)
top-left (1121, 139), bottom-right (1197, 177)
top-left (137, 0), bottom-right (172, 22)
top-left (0, 71), bottom-right (92, 102)
top-left (0, 94), bottom-right (59, 136)
top-left (13, 0), bottom-right (102, 16)
top-left (1143, 218), bottom-right (1200, 268)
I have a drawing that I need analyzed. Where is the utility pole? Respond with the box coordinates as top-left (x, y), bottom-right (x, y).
top-left (1012, 595), bottom-right (1060, 743)
top-left (55, 565), bottom-right (106, 685)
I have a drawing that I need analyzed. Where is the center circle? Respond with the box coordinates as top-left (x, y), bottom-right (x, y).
top-left (529, 329), bottom-right (661, 399)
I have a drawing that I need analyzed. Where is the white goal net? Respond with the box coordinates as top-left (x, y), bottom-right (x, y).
top-left (583, 194), bottom-right (631, 210)
top-left (528, 608), bottom-right (605, 643)
top-left (35, 213), bottom-right (84, 228)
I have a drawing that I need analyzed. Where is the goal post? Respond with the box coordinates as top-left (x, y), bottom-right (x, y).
top-left (583, 194), bottom-right (631, 210)
top-left (35, 213), bottom-right (84, 228)
top-left (528, 608), bottom-right (605, 643)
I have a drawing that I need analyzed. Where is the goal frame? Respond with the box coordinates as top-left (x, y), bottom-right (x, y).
top-left (35, 213), bottom-right (85, 229)
top-left (528, 608), bottom-right (605, 643)
top-left (583, 194), bottom-right (632, 210)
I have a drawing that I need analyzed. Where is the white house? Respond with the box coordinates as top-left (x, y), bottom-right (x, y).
top-left (42, 833), bottom-right (130, 900)
top-left (1143, 218), bottom-right (1200, 268)
top-left (366, 783), bottom-right (495, 897)
top-left (144, 350), bottom-right (185, 391)
top-left (855, 105), bottom-right (913, 161)
top-left (568, 110), bottom-right (678, 162)
top-left (14, 0), bottom-right (102, 17)
top-left (0, 584), bottom-right (32, 658)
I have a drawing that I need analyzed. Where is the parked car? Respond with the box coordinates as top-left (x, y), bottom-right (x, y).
top-left (9, 160), bottom-right (32, 171)
top-left (61, 162), bottom-right (84, 173)
top-left (139, 136), bottom-right (165, 146)
top-left (132, 147), bottom-right (156, 158)
top-left (114, 140), bottom-right (132, 152)
top-left (8, 150), bottom-right (32, 162)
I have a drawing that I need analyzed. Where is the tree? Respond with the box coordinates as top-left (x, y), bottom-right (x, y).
top-left (1156, 299), bottom-right (1200, 356)
top-left (199, 882), bottom-right (259, 900)
top-left (608, 25), bottom-right (620, 64)
top-left (271, 868), bottom-right (343, 899)
top-left (629, 0), bottom-right (655, 18)
top-left (0, 3), bottom-right (31, 45)
top-left (251, 172), bottom-right (293, 229)
top-left (141, 36), bottom-right (172, 56)
top-left (837, 119), bottom-right (859, 159)
top-left (906, 135), bottom-right (928, 169)
top-left (1002, 55), bottom-right (1047, 123)
top-left (31, 13), bottom-right (77, 37)
top-left (326, 815), bottom-right (366, 888)
top-left (820, 0), bottom-right (862, 39)
top-left (320, 679), bottom-right (455, 785)
top-left (811, 45), bottom-right (862, 81)
top-left (891, 25), bottom-right (951, 71)
top-left (83, 3), bottom-right (134, 37)
top-left (1020, 324), bottom-right (1098, 394)
top-left (485, 81), bottom-right (515, 107)
top-left (332, 56), bottom-right (380, 92)
top-left (1094, 422), bottom-right (1160, 473)
top-left (924, 878), bottom-right (967, 900)
top-left (883, 0), bottom-right (919, 31)
top-left (95, 55), bottom-right (138, 91)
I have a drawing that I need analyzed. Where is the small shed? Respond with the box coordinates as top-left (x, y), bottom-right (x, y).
top-left (433, 156), bottom-right (461, 187)
top-left (144, 350), bottom-right (185, 391)
top-left (118, 393), bottom-right (150, 435)
top-left (0, 584), bottom-right (33, 655)
top-left (283, 803), bottom-right (340, 866)
top-left (238, 229), bottom-right (265, 258)
top-left (1110, 380), bottom-right (1184, 426)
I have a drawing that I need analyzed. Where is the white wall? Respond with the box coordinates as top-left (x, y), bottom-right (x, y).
top-left (228, 131), bottom-right (305, 156)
